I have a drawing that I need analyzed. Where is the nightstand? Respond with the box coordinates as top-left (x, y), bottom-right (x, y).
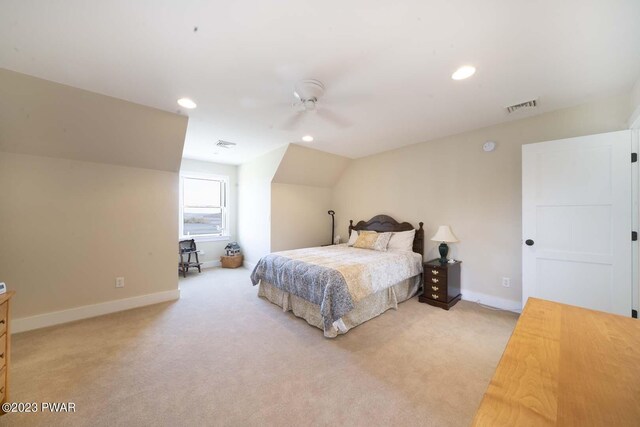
top-left (419, 259), bottom-right (461, 310)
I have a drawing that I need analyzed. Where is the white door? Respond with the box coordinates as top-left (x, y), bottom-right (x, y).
top-left (522, 130), bottom-right (632, 316)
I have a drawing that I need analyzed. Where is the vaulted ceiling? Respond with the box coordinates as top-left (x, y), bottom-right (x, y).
top-left (2, 0), bottom-right (639, 164)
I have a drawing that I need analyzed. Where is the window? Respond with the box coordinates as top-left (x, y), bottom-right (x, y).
top-left (179, 173), bottom-right (229, 240)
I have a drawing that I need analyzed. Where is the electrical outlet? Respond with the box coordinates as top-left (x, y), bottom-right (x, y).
top-left (502, 277), bottom-right (511, 288)
top-left (115, 277), bottom-right (125, 288)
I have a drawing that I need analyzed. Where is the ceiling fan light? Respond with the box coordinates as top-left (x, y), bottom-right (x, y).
top-left (303, 99), bottom-right (316, 110)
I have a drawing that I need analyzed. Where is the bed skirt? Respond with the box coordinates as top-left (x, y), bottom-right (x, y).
top-left (258, 275), bottom-right (421, 338)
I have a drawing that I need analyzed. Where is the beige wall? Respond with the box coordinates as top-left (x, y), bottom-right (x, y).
top-left (0, 70), bottom-right (187, 327)
top-left (269, 145), bottom-right (350, 252)
top-left (630, 75), bottom-right (640, 127)
top-left (332, 94), bottom-right (631, 308)
top-left (271, 184), bottom-right (333, 251)
top-left (0, 152), bottom-right (179, 319)
top-left (237, 145), bottom-right (288, 265)
top-left (273, 144), bottom-right (350, 187)
top-left (0, 68), bottom-right (188, 172)
top-left (180, 159), bottom-right (238, 265)
top-left (239, 144), bottom-right (349, 263)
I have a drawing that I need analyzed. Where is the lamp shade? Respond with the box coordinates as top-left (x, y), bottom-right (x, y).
top-left (430, 225), bottom-right (459, 243)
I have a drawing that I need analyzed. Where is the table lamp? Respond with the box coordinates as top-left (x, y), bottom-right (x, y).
top-left (431, 225), bottom-right (459, 264)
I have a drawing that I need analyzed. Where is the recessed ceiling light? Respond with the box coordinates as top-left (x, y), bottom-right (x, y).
top-left (302, 135), bottom-right (314, 142)
top-left (451, 65), bottom-right (476, 80)
top-left (177, 98), bottom-right (197, 109)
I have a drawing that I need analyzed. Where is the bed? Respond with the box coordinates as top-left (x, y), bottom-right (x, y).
top-left (251, 215), bottom-right (425, 337)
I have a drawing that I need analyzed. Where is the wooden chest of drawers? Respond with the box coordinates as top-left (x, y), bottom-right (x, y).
top-left (0, 291), bottom-right (15, 416)
top-left (419, 259), bottom-right (461, 310)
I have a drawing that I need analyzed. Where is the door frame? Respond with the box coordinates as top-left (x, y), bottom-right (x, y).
top-left (631, 123), bottom-right (640, 315)
top-left (522, 131), bottom-right (633, 315)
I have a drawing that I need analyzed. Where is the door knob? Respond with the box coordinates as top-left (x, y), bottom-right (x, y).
top-left (525, 239), bottom-right (535, 246)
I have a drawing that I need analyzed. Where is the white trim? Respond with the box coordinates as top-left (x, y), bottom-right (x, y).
top-left (179, 171), bottom-right (229, 238)
top-left (180, 235), bottom-right (230, 243)
top-left (243, 260), bottom-right (257, 270)
top-left (634, 129), bottom-right (640, 313)
top-left (179, 171), bottom-right (229, 181)
top-left (13, 289), bottom-right (180, 334)
top-left (461, 289), bottom-right (522, 313)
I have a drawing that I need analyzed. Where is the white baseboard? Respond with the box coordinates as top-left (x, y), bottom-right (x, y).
top-left (13, 289), bottom-right (180, 334)
top-left (243, 260), bottom-right (256, 270)
top-left (201, 260), bottom-right (221, 269)
top-left (461, 289), bottom-right (522, 313)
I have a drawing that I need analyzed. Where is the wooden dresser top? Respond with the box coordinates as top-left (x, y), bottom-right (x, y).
top-left (0, 292), bottom-right (15, 305)
top-left (472, 297), bottom-right (640, 426)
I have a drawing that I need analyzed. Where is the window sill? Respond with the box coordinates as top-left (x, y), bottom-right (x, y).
top-left (181, 235), bottom-right (231, 243)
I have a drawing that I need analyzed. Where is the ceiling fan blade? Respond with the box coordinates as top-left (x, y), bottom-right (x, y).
top-left (316, 108), bottom-right (351, 129)
top-left (281, 111), bottom-right (305, 130)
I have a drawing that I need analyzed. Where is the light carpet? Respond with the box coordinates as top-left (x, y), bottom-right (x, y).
top-left (2, 267), bottom-right (517, 426)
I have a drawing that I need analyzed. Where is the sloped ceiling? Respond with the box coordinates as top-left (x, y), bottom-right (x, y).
top-left (0, 69), bottom-right (188, 172)
top-left (272, 144), bottom-right (350, 188)
top-left (1, 1), bottom-right (639, 165)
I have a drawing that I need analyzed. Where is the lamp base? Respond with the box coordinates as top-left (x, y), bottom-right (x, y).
top-left (438, 242), bottom-right (449, 264)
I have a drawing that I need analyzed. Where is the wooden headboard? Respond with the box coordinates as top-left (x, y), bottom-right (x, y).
top-left (348, 215), bottom-right (424, 257)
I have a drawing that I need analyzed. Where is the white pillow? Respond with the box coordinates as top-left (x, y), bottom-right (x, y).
top-left (387, 229), bottom-right (415, 252)
top-left (347, 230), bottom-right (359, 246)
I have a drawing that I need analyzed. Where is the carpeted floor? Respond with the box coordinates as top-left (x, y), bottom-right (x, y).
top-left (2, 268), bottom-right (517, 427)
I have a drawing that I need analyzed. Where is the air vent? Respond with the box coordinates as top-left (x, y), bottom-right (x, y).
top-left (216, 140), bottom-right (237, 149)
top-left (505, 99), bottom-right (538, 114)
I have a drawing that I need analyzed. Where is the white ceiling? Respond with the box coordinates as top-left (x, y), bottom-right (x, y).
top-left (2, 0), bottom-right (639, 165)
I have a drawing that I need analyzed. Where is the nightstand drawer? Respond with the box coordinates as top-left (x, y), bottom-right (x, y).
top-left (428, 267), bottom-right (447, 278)
top-left (427, 275), bottom-right (445, 285)
top-left (426, 289), bottom-right (447, 301)
top-left (427, 282), bottom-right (444, 293)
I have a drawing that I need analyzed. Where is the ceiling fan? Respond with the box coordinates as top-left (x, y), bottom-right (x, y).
top-left (282, 79), bottom-right (351, 130)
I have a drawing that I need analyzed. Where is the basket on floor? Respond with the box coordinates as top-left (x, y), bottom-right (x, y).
top-left (221, 255), bottom-right (243, 268)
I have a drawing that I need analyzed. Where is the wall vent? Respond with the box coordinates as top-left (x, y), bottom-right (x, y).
top-left (505, 99), bottom-right (538, 114)
top-left (216, 140), bottom-right (237, 149)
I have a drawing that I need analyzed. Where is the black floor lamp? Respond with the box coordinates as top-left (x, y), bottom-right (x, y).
top-left (328, 210), bottom-right (335, 245)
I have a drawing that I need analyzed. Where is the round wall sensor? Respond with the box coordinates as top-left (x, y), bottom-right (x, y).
top-left (483, 141), bottom-right (496, 152)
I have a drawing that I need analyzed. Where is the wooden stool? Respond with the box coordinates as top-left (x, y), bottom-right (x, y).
top-left (178, 239), bottom-right (202, 277)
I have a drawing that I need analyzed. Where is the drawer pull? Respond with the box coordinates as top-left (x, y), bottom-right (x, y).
top-left (431, 294), bottom-right (439, 299)
top-left (431, 286), bottom-right (439, 291)
top-left (431, 269), bottom-right (439, 275)
top-left (0, 320), bottom-right (4, 325)
top-left (0, 386), bottom-right (4, 394)
top-left (0, 353), bottom-right (3, 359)
top-left (431, 277), bottom-right (439, 283)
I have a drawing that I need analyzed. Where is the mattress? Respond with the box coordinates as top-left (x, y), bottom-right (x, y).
top-left (251, 244), bottom-right (423, 331)
top-left (258, 275), bottom-right (421, 337)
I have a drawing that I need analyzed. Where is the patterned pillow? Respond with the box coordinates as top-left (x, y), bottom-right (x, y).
top-left (353, 231), bottom-right (392, 251)
top-left (347, 230), bottom-right (374, 246)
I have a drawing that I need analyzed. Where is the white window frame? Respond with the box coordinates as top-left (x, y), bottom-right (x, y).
top-left (179, 171), bottom-right (230, 242)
